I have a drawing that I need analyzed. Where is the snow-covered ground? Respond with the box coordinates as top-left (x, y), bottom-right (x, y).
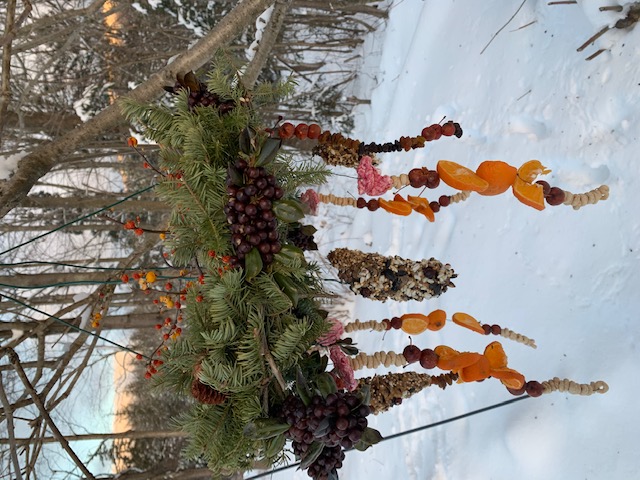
top-left (271, 1), bottom-right (640, 479)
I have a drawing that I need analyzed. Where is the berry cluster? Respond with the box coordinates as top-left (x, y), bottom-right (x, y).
top-left (164, 71), bottom-right (235, 114)
top-left (224, 158), bottom-right (284, 267)
top-left (536, 180), bottom-right (566, 206)
top-left (280, 392), bottom-right (371, 479)
top-left (278, 122), bottom-right (323, 140)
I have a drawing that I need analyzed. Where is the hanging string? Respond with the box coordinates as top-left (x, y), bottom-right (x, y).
top-left (0, 184), bottom-right (156, 257)
top-left (0, 292), bottom-right (150, 359)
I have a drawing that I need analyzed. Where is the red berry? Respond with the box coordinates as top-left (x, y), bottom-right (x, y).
top-left (482, 324), bottom-right (491, 335)
top-left (163, 333), bottom-right (170, 340)
top-left (136, 354), bottom-right (143, 360)
top-left (308, 123), bottom-right (321, 139)
top-left (402, 345), bottom-right (421, 363)
top-left (431, 124), bottom-right (443, 140)
top-left (279, 122), bottom-right (295, 139)
top-left (546, 187), bottom-right (565, 206)
top-left (419, 349), bottom-right (438, 369)
top-left (196, 294), bottom-right (204, 302)
top-left (134, 228), bottom-right (144, 236)
top-left (294, 123), bottom-right (309, 140)
top-left (535, 180), bottom-right (551, 196)
top-left (490, 324), bottom-right (502, 335)
top-left (525, 380), bottom-right (544, 397)
top-left (165, 282), bottom-right (173, 291)
top-left (421, 126), bottom-right (436, 141)
top-left (429, 201), bottom-right (440, 213)
top-left (155, 324), bottom-right (162, 330)
top-left (442, 122), bottom-right (456, 136)
top-left (390, 317), bottom-right (403, 329)
top-left (121, 274), bottom-right (129, 283)
top-left (439, 195), bottom-right (451, 207)
top-left (408, 168), bottom-right (427, 188)
top-left (208, 250), bottom-right (216, 258)
top-left (144, 372), bottom-right (152, 379)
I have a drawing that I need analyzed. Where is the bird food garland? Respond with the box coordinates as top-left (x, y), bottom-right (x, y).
top-left (122, 68), bottom-right (609, 480)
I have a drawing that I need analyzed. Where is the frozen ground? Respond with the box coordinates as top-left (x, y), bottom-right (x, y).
top-left (268, 1), bottom-right (640, 479)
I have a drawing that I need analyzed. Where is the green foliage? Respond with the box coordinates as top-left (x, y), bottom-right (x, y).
top-left (123, 58), bottom-right (334, 476)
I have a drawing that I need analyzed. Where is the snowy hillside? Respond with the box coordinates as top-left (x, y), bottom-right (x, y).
top-left (267, 1), bottom-right (640, 479)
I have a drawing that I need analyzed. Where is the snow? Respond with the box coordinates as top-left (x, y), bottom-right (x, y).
top-left (0, 152), bottom-right (26, 180)
top-left (265, 0), bottom-right (640, 478)
top-left (246, 5), bottom-right (275, 61)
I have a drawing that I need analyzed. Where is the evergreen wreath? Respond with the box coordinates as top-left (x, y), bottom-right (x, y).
top-left (121, 56), bottom-right (608, 479)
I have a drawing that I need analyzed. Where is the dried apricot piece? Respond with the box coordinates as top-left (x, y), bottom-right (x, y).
top-left (407, 195), bottom-right (435, 222)
top-left (512, 176), bottom-right (545, 211)
top-left (379, 198), bottom-right (413, 216)
top-left (452, 312), bottom-right (485, 334)
top-left (459, 356), bottom-right (492, 382)
top-left (427, 309), bottom-right (447, 331)
top-left (517, 160), bottom-right (551, 183)
top-left (475, 160), bottom-right (517, 196)
top-left (400, 313), bottom-right (430, 335)
top-left (437, 352), bottom-right (483, 371)
top-left (483, 341), bottom-right (508, 369)
top-left (434, 345), bottom-right (459, 361)
top-left (436, 160), bottom-right (489, 193)
top-left (491, 367), bottom-right (525, 390)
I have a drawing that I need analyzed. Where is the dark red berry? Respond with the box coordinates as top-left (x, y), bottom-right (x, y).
top-left (402, 345), bottom-right (421, 363)
top-left (490, 324), bottom-right (502, 335)
top-left (429, 201), bottom-right (440, 213)
top-left (390, 317), bottom-right (402, 329)
top-left (425, 170), bottom-right (440, 189)
top-left (419, 349), bottom-right (438, 369)
top-left (482, 324), bottom-right (491, 335)
top-left (535, 180), bottom-right (551, 196)
top-left (408, 168), bottom-right (427, 188)
top-left (442, 122), bottom-right (456, 136)
top-left (546, 187), bottom-right (565, 206)
top-left (439, 195), bottom-right (451, 207)
top-left (279, 122), bottom-right (295, 139)
top-left (307, 123), bottom-right (321, 139)
top-left (525, 380), bottom-right (544, 397)
top-left (431, 124), bottom-right (443, 140)
top-left (356, 198), bottom-right (367, 209)
top-left (366, 199), bottom-right (379, 211)
top-left (294, 123), bottom-right (309, 140)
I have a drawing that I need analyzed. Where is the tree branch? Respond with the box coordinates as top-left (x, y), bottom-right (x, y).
top-left (2, 347), bottom-right (97, 480)
top-left (0, 371), bottom-right (24, 480)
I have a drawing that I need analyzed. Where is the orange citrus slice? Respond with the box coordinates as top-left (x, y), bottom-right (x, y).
top-left (406, 195), bottom-right (435, 222)
top-left (400, 313), bottom-right (430, 335)
top-left (452, 312), bottom-right (485, 334)
top-left (379, 198), bottom-right (413, 216)
top-left (437, 352), bottom-right (483, 371)
top-left (512, 176), bottom-right (545, 210)
top-left (483, 341), bottom-right (508, 369)
top-left (459, 356), bottom-right (492, 382)
top-left (490, 367), bottom-right (525, 389)
top-left (517, 160), bottom-right (551, 183)
top-left (434, 345), bottom-right (459, 362)
top-left (437, 160), bottom-right (489, 193)
top-left (427, 309), bottom-right (447, 331)
top-left (475, 160), bottom-right (518, 196)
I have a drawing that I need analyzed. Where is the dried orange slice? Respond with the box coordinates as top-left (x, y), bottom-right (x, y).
top-left (437, 160), bottom-right (489, 193)
top-left (427, 309), bottom-right (446, 331)
top-left (483, 341), bottom-right (508, 369)
top-left (379, 198), bottom-right (412, 216)
top-left (434, 345), bottom-right (459, 362)
top-left (490, 367), bottom-right (525, 389)
top-left (437, 352), bottom-right (483, 371)
top-left (512, 176), bottom-right (545, 210)
top-left (459, 356), bottom-right (492, 382)
top-left (517, 160), bottom-right (551, 183)
top-left (406, 195), bottom-right (435, 222)
top-left (475, 160), bottom-right (517, 196)
top-left (400, 313), bottom-right (430, 335)
top-left (452, 312), bottom-right (485, 334)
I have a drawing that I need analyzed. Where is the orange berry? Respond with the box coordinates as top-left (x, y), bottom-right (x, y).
top-left (475, 160), bottom-right (517, 196)
top-left (437, 160), bottom-right (489, 193)
top-left (279, 122), bottom-right (295, 139)
top-left (134, 228), bottom-right (144, 236)
top-left (308, 123), bottom-right (321, 139)
top-left (127, 136), bottom-right (138, 148)
top-left (294, 123), bottom-right (309, 139)
top-left (163, 333), bottom-right (170, 340)
top-left (121, 274), bottom-right (129, 283)
top-left (124, 220), bottom-right (136, 230)
top-left (146, 271), bottom-right (157, 283)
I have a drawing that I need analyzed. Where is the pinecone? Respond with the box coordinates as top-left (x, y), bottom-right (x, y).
top-left (164, 71), bottom-right (236, 114)
top-left (287, 223), bottom-right (318, 251)
top-left (359, 371), bottom-right (458, 414)
top-left (191, 379), bottom-right (226, 405)
top-left (327, 248), bottom-right (456, 302)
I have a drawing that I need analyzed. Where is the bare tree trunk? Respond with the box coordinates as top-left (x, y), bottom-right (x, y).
top-left (0, 0), bottom-right (273, 219)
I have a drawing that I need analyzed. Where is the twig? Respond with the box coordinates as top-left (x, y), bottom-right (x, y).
top-left (577, 26), bottom-right (610, 52)
top-left (600, 5), bottom-right (623, 12)
top-left (511, 20), bottom-right (537, 31)
top-left (481, 0), bottom-right (528, 54)
top-left (256, 328), bottom-right (287, 392)
top-left (585, 48), bottom-right (607, 60)
top-left (3, 348), bottom-right (97, 480)
top-left (547, 1), bottom-right (577, 4)
top-left (0, 0), bottom-right (17, 148)
top-left (516, 89), bottom-right (532, 101)
top-left (0, 372), bottom-right (24, 480)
